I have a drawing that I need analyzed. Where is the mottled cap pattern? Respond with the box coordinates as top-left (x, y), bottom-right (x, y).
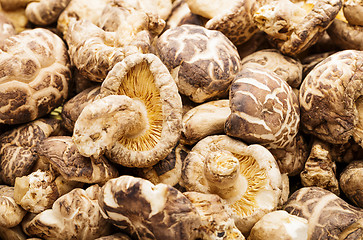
top-left (299, 50), bottom-right (363, 145)
top-left (156, 24), bottom-right (242, 103)
top-left (226, 67), bottom-right (300, 149)
top-left (99, 175), bottom-right (202, 240)
top-left (0, 28), bottom-right (71, 125)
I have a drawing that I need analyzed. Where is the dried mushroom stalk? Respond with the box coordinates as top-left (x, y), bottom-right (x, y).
top-left (99, 175), bottom-right (202, 240)
top-left (0, 185), bottom-right (26, 228)
top-left (25, 0), bottom-right (71, 26)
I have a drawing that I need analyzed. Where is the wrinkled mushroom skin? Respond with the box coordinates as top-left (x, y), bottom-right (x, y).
top-left (99, 176), bottom-right (202, 240)
top-left (156, 24), bottom-right (242, 103)
top-left (299, 50), bottom-right (363, 145)
top-left (284, 187), bottom-right (363, 240)
top-left (327, 19), bottom-right (363, 51)
top-left (339, 160), bottom-right (363, 208)
top-left (0, 28), bottom-right (71, 125)
top-left (0, 185), bottom-right (26, 228)
top-left (25, 0), bottom-right (71, 26)
top-left (225, 67), bottom-right (300, 150)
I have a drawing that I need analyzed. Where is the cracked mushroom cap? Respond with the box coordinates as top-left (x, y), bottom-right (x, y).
top-left (99, 175), bottom-right (202, 240)
top-left (343, 0), bottom-right (363, 26)
top-left (0, 118), bottom-right (61, 185)
top-left (73, 53), bottom-right (182, 168)
top-left (284, 187), bottom-right (363, 240)
top-left (0, 28), bottom-right (71, 125)
top-left (38, 136), bottom-right (119, 184)
top-left (25, 0), bottom-right (71, 26)
top-left (181, 99), bottom-right (231, 145)
top-left (23, 184), bottom-right (111, 240)
top-left (253, 0), bottom-right (342, 56)
top-left (327, 19), bottom-right (363, 51)
top-left (339, 160), bottom-right (363, 208)
top-left (225, 67), bottom-right (300, 150)
top-left (155, 24), bottom-right (242, 103)
top-left (0, 185), bottom-right (26, 228)
top-left (186, 0), bottom-right (265, 45)
top-left (299, 50), bottom-right (363, 145)
top-left (183, 191), bottom-right (245, 240)
top-left (181, 135), bottom-right (282, 235)
top-left (241, 49), bottom-right (303, 88)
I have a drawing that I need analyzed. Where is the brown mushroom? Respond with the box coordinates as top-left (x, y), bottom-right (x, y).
top-left (299, 50), bottom-right (363, 146)
top-left (343, 0), bottom-right (363, 26)
top-left (0, 12), bottom-right (15, 42)
top-left (181, 135), bottom-right (282, 235)
top-left (284, 187), bottom-right (363, 240)
top-left (338, 218), bottom-right (363, 240)
top-left (0, 118), bottom-right (61, 185)
top-left (0, 225), bottom-right (27, 240)
top-left (95, 233), bottom-right (132, 240)
top-left (155, 24), bottom-right (242, 103)
top-left (0, 0), bottom-right (36, 11)
top-left (339, 160), bottom-right (363, 208)
top-left (25, 0), bottom-right (71, 26)
top-left (327, 19), bottom-right (363, 51)
top-left (0, 27), bottom-right (71, 125)
top-left (99, 175), bottom-right (202, 240)
top-left (253, 0), bottom-right (342, 56)
top-left (73, 53), bottom-right (182, 168)
top-left (0, 185), bottom-right (26, 228)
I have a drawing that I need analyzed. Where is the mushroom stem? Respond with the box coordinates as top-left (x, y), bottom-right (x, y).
top-left (204, 150), bottom-right (247, 201)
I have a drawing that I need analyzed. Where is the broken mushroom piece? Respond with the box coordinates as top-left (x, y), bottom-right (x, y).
top-left (339, 160), bottom-right (363, 208)
top-left (23, 184), bottom-right (111, 240)
top-left (155, 24), bottom-right (242, 103)
top-left (181, 99), bottom-right (231, 145)
top-left (253, 0), bottom-right (342, 56)
top-left (183, 191), bottom-right (245, 240)
top-left (0, 27), bottom-right (71, 125)
top-left (327, 19), bottom-right (363, 51)
top-left (299, 50), bottom-right (363, 146)
top-left (25, 0), bottom-right (71, 26)
top-left (181, 135), bottom-right (282, 235)
top-left (73, 53), bottom-right (182, 168)
top-left (0, 185), bottom-right (26, 228)
top-left (99, 175), bottom-right (202, 240)
top-left (284, 187), bottom-right (363, 240)
top-left (38, 136), bottom-right (119, 184)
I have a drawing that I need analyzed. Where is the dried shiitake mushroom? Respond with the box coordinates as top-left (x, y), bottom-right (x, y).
top-left (248, 210), bottom-right (308, 240)
top-left (339, 160), bottom-right (363, 208)
top-left (327, 19), bottom-right (363, 51)
top-left (25, 0), bottom-right (71, 26)
top-left (73, 53), bottom-right (182, 168)
top-left (23, 184), bottom-right (111, 239)
top-left (0, 225), bottom-right (27, 240)
top-left (185, 0), bottom-right (264, 45)
top-left (0, 28), bottom-right (71, 125)
top-left (0, 118), bottom-right (61, 185)
top-left (254, 0), bottom-right (342, 56)
top-left (342, 0), bottom-right (363, 26)
top-left (0, 12), bottom-right (15, 41)
top-left (240, 49), bottom-right (303, 88)
top-left (299, 50), bottom-right (363, 146)
top-left (95, 233), bottom-right (132, 240)
top-left (0, 185), bottom-right (26, 228)
top-left (38, 136), bottom-right (119, 184)
top-left (0, 0), bottom-right (36, 11)
top-left (99, 175), bottom-right (202, 240)
top-left (181, 99), bottom-right (231, 145)
top-left (284, 186), bottom-right (363, 240)
top-left (155, 24), bottom-right (242, 103)
top-left (338, 218), bottom-right (363, 240)
top-left (181, 135), bottom-right (282, 235)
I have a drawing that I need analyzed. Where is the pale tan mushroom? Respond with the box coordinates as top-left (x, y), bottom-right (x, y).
top-left (0, 185), bottom-right (26, 228)
top-left (327, 19), bottom-right (363, 50)
top-left (0, 12), bottom-right (15, 42)
top-left (155, 24), bottom-right (242, 103)
top-left (99, 175), bottom-right (202, 240)
top-left (339, 160), bottom-right (363, 208)
top-left (0, 0), bottom-right (36, 11)
top-left (343, 0), bottom-right (363, 26)
top-left (25, 0), bottom-right (71, 26)
top-left (181, 135), bottom-right (282, 235)
top-left (0, 4), bottom-right (29, 33)
top-left (73, 53), bottom-right (182, 168)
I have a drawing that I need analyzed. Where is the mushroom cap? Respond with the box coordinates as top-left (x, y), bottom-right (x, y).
top-left (248, 210), bottom-right (308, 240)
top-left (38, 136), bottom-right (119, 184)
top-left (338, 218), bottom-right (363, 240)
top-left (339, 160), bottom-right (363, 208)
top-left (0, 225), bottom-right (28, 240)
top-left (181, 99), bottom-right (231, 145)
top-left (284, 187), bottom-right (363, 240)
top-left (0, 28), bottom-right (71, 125)
top-left (23, 185), bottom-right (111, 239)
top-left (181, 135), bottom-right (282, 235)
top-left (343, 0), bottom-right (363, 26)
top-left (241, 49), bottom-right (303, 88)
top-left (327, 19), bottom-right (363, 51)
top-left (83, 53), bottom-right (182, 168)
top-left (0, 185), bottom-right (26, 228)
top-left (225, 67), bottom-right (300, 149)
top-left (0, 0), bottom-right (35, 11)
top-left (254, 0), bottom-right (342, 56)
top-left (0, 118), bottom-right (61, 185)
top-left (299, 50), bottom-right (363, 145)
top-left (95, 233), bottom-right (132, 240)
top-left (99, 175), bottom-right (202, 240)
top-left (25, 0), bottom-right (71, 26)
top-left (0, 12), bottom-right (16, 42)
top-left (155, 24), bottom-right (242, 103)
